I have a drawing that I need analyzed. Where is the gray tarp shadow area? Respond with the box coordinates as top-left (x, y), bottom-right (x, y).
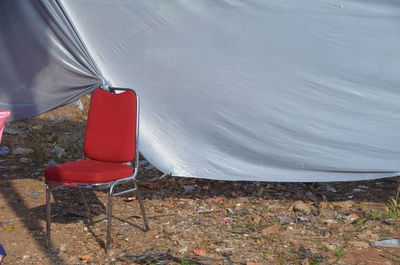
top-left (0, 2), bottom-right (65, 264)
top-left (0, 0), bottom-right (101, 121)
top-left (0, 1), bottom-right (101, 264)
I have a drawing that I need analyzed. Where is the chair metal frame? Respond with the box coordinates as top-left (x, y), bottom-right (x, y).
top-left (45, 87), bottom-right (149, 251)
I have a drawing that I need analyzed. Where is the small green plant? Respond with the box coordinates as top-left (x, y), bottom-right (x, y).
top-left (278, 255), bottom-right (287, 265)
top-left (320, 245), bottom-right (329, 253)
top-left (263, 249), bottom-right (274, 255)
top-left (216, 224), bottom-right (225, 232)
top-left (356, 210), bottom-right (383, 225)
top-left (386, 186), bottom-right (400, 219)
top-left (310, 254), bottom-right (323, 265)
top-left (180, 258), bottom-right (190, 265)
top-left (335, 246), bottom-right (346, 262)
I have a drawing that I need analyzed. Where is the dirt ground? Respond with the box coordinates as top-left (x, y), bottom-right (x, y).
top-left (1, 98), bottom-right (400, 265)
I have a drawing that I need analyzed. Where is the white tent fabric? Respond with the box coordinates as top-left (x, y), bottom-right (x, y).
top-left (2, 0), bottom-right (400, 182)
top-left (60, 0), bottom-right (400, 182)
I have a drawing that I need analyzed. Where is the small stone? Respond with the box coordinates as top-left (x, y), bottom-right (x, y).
top-left (179, 246), bottom-right (188, 254)
top-left (107, 249), bottom-right (116, 258)
top-left (292, 201), bottom-right (311, 214)
top-left (52, 145), bottom-right (65, 158)
top-left (196, 205), bottom-right (211, 213)
top-left (0, 146), bottom-right (10, 156)
top-left (276, 215), bottom-right (294, 224)
top-left (325, 185), bottom-right (337, 192)
top-left (383, 219), bottom-right (396, 225)
top-left (276, 185), bottom-right (287, 191)
top-left (54, 114), bottom-right (72, 123)
top-left (183, 185), bottom-right (195, 192)
top-left (365, 220), bottom-right (375, 226)
top-left (326, 245), bottom-right (336, 251)
top-left (349, 240), bottom-right (369, 248)
top-left (163, 227), bottom-right (177, 233)
top-left (145, 230), bottom-right (158, 236)
top-left (345, 214), bottom-right (360, 224)
top-left (332, 201), bottom-right (354, 211)
top-left (4, 129), bottom-right (23, 135)
top-left (139, 159), bottom-right (149, 166)
top-left (324, 219), bottom-right (338, 225)
top-left (19, 157), bottom-right (30, 163)
top-left (261, 224), bottom-right (280, 235)
top-left (59, 243), bottom-right (67, 252)
top-left (12, 147), bottom-right (34, 155)
top-left (47, 160), bottom-right (57, 167)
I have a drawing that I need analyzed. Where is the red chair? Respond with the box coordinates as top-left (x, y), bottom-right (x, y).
top-left (44, 88), bottom-right (149, 251)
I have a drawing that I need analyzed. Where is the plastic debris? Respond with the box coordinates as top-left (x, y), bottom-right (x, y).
top-left (125, 196), bottom-right (137, 202)
top-left (75, 99), bottom-right (84, 111)
top-left (0, 243), bottom-right (6, 264)
top-left (370, 238), bottom-right (400, 248)
top-left (216, 217), bottom-right (233, 222)
top-left (79, 254), bottom-right (92, 261)
top-left (31, 194), bottom-right (39, 197)
top-left (192, 249), bottom-right (206, 255)
top-left (3, 226), bottom-right (15, 231)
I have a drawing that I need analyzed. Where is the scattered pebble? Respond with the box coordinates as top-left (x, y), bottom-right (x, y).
top-left (19, 157), bottom-right (30, 163)
top-left (12, 148), bottom-right (34, 155)
top-left (0, 146), bottom-right (9, 156)
top-left (345, 214), bottom-right (360, 224)
top-left (292, 201), bottom-right (311, 214)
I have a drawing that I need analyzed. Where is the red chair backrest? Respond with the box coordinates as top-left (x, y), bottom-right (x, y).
top-left (84, 89), bottom-right (138, 163)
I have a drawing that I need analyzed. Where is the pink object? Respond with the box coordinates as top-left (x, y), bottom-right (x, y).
top-left (0, 109), bottom-right (11, 143)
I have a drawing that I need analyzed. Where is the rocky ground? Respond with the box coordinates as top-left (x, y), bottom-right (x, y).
top-left (0, 98), bottom-right (400, 265)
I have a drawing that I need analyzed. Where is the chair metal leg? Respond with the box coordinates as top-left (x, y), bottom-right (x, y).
top-left (79, 188), bottom-right (93, 224)
top-left (134, 181), bottom-right (149, 231)
top-left (106, 185), bottom-right (115, 252)
top-left (46, 185), bottom-right (51, 247)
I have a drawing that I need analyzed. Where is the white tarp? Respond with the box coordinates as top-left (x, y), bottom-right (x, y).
top-left (2, 0), bottom-right (400, 182)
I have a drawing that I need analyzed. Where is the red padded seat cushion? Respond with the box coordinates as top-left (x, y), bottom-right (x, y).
top-left (44, 160), bottom-right (133, 184)
top-left (84, 89), bottom-right (137, 163)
